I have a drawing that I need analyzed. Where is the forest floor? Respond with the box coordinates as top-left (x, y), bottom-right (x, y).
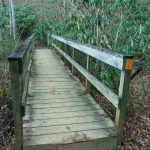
top-left (0, 58), bottom-right (150, 150)
top-left (121, 66), bottom-right (150, 150)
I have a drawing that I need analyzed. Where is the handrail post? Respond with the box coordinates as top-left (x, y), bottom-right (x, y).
top-left (115, 57), bottom-right (133, 145)
top-left (85, 54), bottom-right (90, 92)
top-left (71, 48), bottom-right (75, 75)
top-left (9, 61), bottom-right (23, 150)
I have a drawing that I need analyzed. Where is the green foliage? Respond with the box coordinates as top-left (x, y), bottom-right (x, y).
top-left (51, 0), bottom-right (150, 90)
top-left (0, 3), bottom-right (37, 38)
top-left (0, 35), bottom-right (14, 60)
top-left (34, 21), bottom-right (51, 45)
top-left (16, 3), bottom-right (37, 37)
top-left (0, 6), bottom-right (9, 31)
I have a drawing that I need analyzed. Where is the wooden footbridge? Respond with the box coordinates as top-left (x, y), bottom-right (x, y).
top-left (8, 34), bottom-right (133, 150)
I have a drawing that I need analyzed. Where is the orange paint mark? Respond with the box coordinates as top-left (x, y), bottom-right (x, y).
top-left (125, 59), bottom-right (133, 70)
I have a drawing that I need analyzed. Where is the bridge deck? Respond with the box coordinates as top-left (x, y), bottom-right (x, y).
top-left (23, 49), bottom-right (117, 150)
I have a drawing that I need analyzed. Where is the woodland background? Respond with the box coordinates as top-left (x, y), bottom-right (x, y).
top-left (0, 0), bottom-right (150, 149)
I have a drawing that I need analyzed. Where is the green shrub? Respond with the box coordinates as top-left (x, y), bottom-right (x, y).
top-left (16, 3), bottom-right (37, 37)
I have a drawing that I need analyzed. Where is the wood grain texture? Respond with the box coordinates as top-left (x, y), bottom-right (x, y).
top-left (23, 49), bottom-right (117, 150)
top-left (9, 61), bottom-right (23, 150)
top-left (52, 34), bottom-right (133, 70)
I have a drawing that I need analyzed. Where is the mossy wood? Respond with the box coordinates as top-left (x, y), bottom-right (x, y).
top-left (8, 34), bottom-right (34, 150)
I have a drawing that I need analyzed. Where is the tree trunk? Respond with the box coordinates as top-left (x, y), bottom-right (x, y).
top-left (9, 0), bottom-right (16, 42)
top-left (0, 0), bottom-right (2, 41)
top-left (63, 0), bottom-right (68, 18)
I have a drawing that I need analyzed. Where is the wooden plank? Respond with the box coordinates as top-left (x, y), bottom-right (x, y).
top-left (26, 99), bottom-right (92, 105)
top-left (26, 101), bottom-right (97, 109)
top-left (24, 137), bottom-right (117, 150)
top-left (28, 91), bottom-right (91, 98)
top-left (31, 69), bottom-right (67, 73)
top-left (29, 78), bottom-right (77, 82)
top-left (24, 128), bottom-right (116, 146)
top-left (27, 93), bottom-right (90, 99)
top-left (27, 97), bottom-right (93, 103)
top-left (23, 115), bottom-right (111, 128)
top-left (29, 82), bottom-right (81, 87)
top-left (23, 109), bottom-right (107, 121)
top-left (31, 70), bottom-right (70, 74)
top-left (28, 86), bottom-right (81, 90)
top-left (31, 68), bottom-right (67, 71)
top-left (52, 43), bottom-right (119, 108)
top-left (27, 92), bottom-right (99, 105)
top-left (24, 121), bottom-right (115, 136)
top-left (28, 87), bottom-right (85, 93)
top-left (52, 34), bottom-right (127, 70)
top-left (25, 105), bottom-right (104, 115)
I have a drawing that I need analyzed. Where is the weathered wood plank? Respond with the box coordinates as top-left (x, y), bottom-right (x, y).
top-left (23, 115), bottom-right (110, 128)
top-left (25, 105), bottom-right (103, 115)
top-left (24, 129), bottom-right (116, 146)
top-left (24, 121), bottom-right (115, 136)
top-left (24, 109), bottom-right (107, 121)
top-left (52, 34), bottom-right (129, 70)
top-left (27, 93), bottom-right (90, 100)
top-left (23, 48), bottom-right (117, 150)
top-left (26, 101), bottom-right (97, 109)
top-left (24, 137), bottom-right (117, 150)
top-left (29, 83), bottom-right (80, 88)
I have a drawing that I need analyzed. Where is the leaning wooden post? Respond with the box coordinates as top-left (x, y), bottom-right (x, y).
top-left (85, 54), bottom-right (91, 92)
top-left (8, 60), bottom-right (23, 150)
top-left (115, 57), bottom-right (133, 145)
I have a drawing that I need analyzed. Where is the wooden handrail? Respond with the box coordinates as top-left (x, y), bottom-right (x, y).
top-left (8, 34), bottom-right (34, 73)
top-left (8, 34), bottom-right (34, 150)
top-left (51, 33), bottom-right (134, 144)
top-left (52, 34), bottom-right (133, 70)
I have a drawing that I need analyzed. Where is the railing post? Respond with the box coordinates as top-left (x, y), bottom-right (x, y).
top-left (9, 61), bottom-right (23, 150)
top-left (71, 48), bottom-right (75, 75)
top-left (115, 58), bottom-right (133, 145)
top-left (46, 32), bottom-right (49, 47)
top-left (85, 54), bottom-right (91, 91)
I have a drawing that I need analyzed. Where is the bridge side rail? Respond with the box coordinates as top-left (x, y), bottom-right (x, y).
top-left (8, 34), bottom-right (34, 150)
top-left (51, 33), bottom-right (134, 143)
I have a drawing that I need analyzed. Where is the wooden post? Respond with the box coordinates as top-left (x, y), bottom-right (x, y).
top-left (58, 42), bottom-right (62, 58)
top-left (85, 55), bottom-right (91, 92)
top-left (9, 0), bottom-right (16, 41)
top-left (71, 48), bottom-right (75, 75)
top-left (9, 61), bottom-right (23, 150)
top-left (0, 0), bottom-right (2, 41)
top-left (63, 44), bottom-right (68, 65)
top-left (63, 0), bottom-right (68, 18)
top-left (115, 58), bottom-right (133, 144)
top-left (46, 31), bottom-right (50, 47)
top-left (46, 32), bottom-right (49, 47)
